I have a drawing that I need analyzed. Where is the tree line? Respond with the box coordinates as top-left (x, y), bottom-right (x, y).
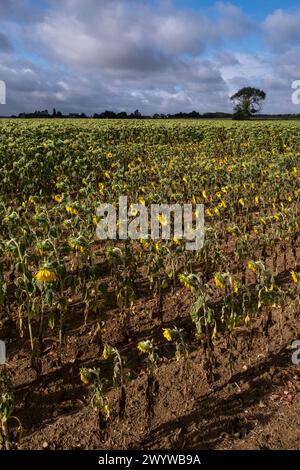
top-left (6, 87), bottom-right (300, 120)
top-left (13, 108), bottom-right (232, 119)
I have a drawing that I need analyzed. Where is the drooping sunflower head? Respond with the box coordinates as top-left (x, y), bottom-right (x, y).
top-left (163, 328), bottom-right (172, 342)
top-left (102, 344), bottom-right (113, 360)
top-left (35, 268), bottom-right (57, 283)
top-left (66, 205), bottom-right (79, 216)
top-left (247, 260), bottom-right (257, 273)
top-left (79, 368), bottom-right (91, 385)
top-left (214, 273), bottom-right (225, 289)
top-left (137, 340), bottom-right (152, 354)
top-left (291, 271), bottom-right (299, 284)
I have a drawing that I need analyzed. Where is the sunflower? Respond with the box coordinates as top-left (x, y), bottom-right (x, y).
top-left (163, 328), bottom-right (172, 342)
top-left (214, 273), bottom-right (225, 289)
top-left (137, 340), bottom-right (151, 354)
top-left (233, 280), bottom-right (239, 294)
top-left (102, 344), bottom-right (112, 360)
top-left (35, 268), bottom-right (57, 283)
top-left (103, 404), bottom-right (110, 420)
top-left (291, 271), bottom-right (298, 284)
top-left (247, 261), bottom-right (257, 273)
top-left (68, 239), bottom-right (85, 253)
top-left (66, 205), bottom-right (79, 216)
top-left (98, 182), bottom-right (104, 196)
top-left (79, 369), bottom-right (90, 385)
top-left (53, 194), bottom-right (63, 203)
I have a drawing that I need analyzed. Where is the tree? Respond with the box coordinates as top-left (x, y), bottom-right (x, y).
top-left (117, 112), bottom-right (128, 118)
top-left (230, 87), bottom-right (266, 120)
top-left (133, 109), bottom-right (142, 118)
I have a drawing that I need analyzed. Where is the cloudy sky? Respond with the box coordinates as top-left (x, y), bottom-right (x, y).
top-left (0, 0), bottom-right (300, 115)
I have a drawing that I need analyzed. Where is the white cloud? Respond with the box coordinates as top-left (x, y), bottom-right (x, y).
top-left (264, 9), bottom-right (300, 51)
top-left (215, 2), bottom-right (257, 38)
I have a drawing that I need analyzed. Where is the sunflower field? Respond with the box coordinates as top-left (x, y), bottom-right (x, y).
top-left (0, 118), bottom-right (300, 450)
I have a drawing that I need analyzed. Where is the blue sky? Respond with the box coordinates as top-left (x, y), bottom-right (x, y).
top-left (1, 0), bottom-right (300, 115)
top-left (174, 0), bottom-right (297, 17)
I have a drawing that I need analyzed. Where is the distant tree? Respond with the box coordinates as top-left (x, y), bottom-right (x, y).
top-left (133, 109), bottom-right (142, 118)
top-left (153, 113), bottom-right (167, 119)
top-left (117, 112), bottom-right (128, 118)
top-left (101, 110), bottom-right (117, 118)
top-left (53, 108), bottom-right (57, 117)
top-left (189, 110), bottom-right (200, 118)
top-left (230, 87), bottom-right (266, 120)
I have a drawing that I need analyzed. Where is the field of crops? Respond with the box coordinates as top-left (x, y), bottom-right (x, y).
top-left (1, 119), bottom-right (300, 450)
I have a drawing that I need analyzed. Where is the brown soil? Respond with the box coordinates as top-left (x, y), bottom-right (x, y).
top-left (1, 246), bottom-right (300, 451)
